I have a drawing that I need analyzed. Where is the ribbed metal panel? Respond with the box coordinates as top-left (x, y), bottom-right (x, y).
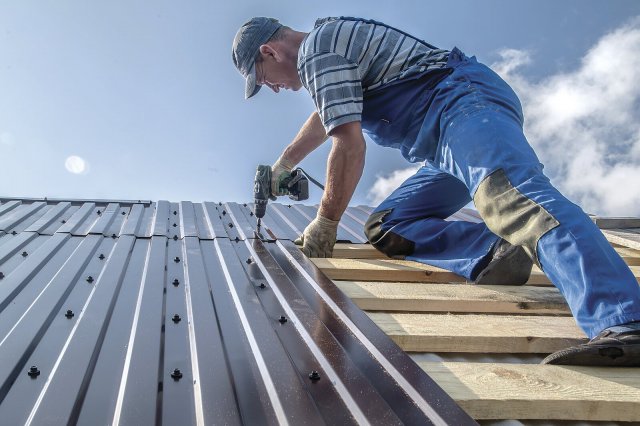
top-left (0, 200), bottom-right (479, 243)
top-left (0, 198), bottom-right (476, 425)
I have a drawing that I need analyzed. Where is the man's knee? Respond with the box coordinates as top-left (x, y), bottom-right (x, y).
top-left (364, 209), bottom-right (415, 258)
top-left (473, 168), bottom-right (559, 265)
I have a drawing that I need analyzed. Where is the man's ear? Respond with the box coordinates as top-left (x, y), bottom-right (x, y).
top-left (259, 44), bottom-right (280, 62)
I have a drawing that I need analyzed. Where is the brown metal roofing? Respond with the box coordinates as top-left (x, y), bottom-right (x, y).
top-left (0, 198), bottom-right (476, 425)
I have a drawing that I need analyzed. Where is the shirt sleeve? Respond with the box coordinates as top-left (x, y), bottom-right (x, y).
top-left (299, 52), bottom-right (363, 134)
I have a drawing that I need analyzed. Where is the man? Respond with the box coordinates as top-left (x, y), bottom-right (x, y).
top-left (232, 16), bottom-right (640, 366)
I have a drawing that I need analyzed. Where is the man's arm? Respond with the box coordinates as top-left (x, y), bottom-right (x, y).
top-left (271, 111), bottom-right (329, 196)
top-left (295, 120), bottom-right (366, 258)
top-left (280, 111), bottom-right (329, 165)
top-left (319, 121), bottom-right (366, 220)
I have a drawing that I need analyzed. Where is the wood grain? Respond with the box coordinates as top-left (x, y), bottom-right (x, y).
top-left (312, 258), bottom-right (553, 285)
top-left (313, 257), bottom-right (640, 285)
top-left (331, 243), bottom-right (640, 266)
top-left (335, 281), bottom-right (570, 315)
top-left (368, 312), bottom-right (587, 353)
top-left (415, 361), bottom-right (640, 421)
top-left (603, 229), bottom-right (640, 250)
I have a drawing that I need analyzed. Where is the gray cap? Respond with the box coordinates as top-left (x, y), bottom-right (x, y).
top-left (232, 17), bottom-right (283, 99)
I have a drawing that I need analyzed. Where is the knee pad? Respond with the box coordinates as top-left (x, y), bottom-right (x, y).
top-left (473, 168), bottom-right (559, 265)
top-left (364, 209), bottom-right (415, 259)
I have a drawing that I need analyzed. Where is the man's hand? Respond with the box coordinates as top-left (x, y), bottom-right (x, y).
top-left (294, 214), bottom-right (339, 257)
top-left (271, 157), bottom-right (294, 197)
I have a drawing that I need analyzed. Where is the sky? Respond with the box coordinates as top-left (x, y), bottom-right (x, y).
top-left (1, 1), bottom-right (639, 216)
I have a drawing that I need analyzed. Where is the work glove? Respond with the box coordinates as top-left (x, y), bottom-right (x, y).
top-left (271, 157), bottom-right (295, 197)
top-left (294, 214), bottom-right (339, 258)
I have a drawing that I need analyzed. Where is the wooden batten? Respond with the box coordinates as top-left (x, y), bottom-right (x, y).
top-left (335, 281), bottom-right (570, 314)
top-left (332, 243), bottom-right (640, 266)
top-left (313, 257), bottom-right (640, 285)
top-left (415, 361), bottom-right (640, 421)
top-left (367, 312), bottom-right (587, 353)
top-left (603, 228), bottom-right (640, 251)
top-left (326, 216), bottom-right (640, 422)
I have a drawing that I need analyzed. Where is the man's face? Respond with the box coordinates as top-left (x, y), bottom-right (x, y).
top-left (255, 45), bottom-right (302, 93)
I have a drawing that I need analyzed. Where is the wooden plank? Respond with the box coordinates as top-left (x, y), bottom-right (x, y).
top-left (312, 258), bottom-right (553, 285)
top-left (313, 257), bottom-right (468, 283)
top-left (415, 361), bottom-right (640, 421)
top-left (603, 229), bottom-right (640, 250)
top-left (616, 246), bottom-right (640, 266)
top-left (314, 258), bottom-right (640, 286)
top-left (591, 216), bottom-right (640, 229)
top-left (368, 312), bottom-right (587, 353)
top-left (335, 281), bottom-right (570, 315)
top-left (331, 242), bottom-right (640, 266)
top-left (332, 243), bottom-right (386, 259)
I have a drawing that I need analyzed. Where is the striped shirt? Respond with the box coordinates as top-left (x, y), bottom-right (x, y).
top-left (297, 17), bottom-right (450, 133)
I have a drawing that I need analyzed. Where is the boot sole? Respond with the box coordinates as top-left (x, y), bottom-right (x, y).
top-left (542, 342), bottom-right (640, 366)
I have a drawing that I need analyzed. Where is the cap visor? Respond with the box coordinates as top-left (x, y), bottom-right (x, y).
top-left (244, 62), bottom-right (261, 99)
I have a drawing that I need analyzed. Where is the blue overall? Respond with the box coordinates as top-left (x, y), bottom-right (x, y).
top-left (361, 48), bottom-right (640, 338)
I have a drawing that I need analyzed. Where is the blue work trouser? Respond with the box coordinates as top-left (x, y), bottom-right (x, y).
top-left (369, 51), bottom-right (640, 338)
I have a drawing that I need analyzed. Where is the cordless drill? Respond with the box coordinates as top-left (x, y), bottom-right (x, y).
top-left (253, 165), bottom-right (309, 230)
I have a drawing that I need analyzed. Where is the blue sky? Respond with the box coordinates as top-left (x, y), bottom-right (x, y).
top-left (1, 1), bottom-right (639, 214)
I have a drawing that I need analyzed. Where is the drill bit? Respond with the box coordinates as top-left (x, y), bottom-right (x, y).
top-left (256, 218), bottom-right (262, 233)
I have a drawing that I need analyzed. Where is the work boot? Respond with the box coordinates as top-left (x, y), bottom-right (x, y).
top-left (474, 239), bottom-right (533, 285)
top-left (542, 322), bottom-right (640, 366)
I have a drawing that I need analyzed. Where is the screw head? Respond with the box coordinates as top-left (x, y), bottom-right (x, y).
top-left (173, 210), bottom-right (177, 215)
top-left (259, 283), bottom-right (266, 289)
top-left (246, 258), bottom-right (252, 264)
top-left (11, 231), bottom-right (16, 235)
top-left (111, 234), bottom-right (117, 239)
top-left (243, 203), bottom-right (247, 207)
top-left (28, 366), bottom-right (40, 378)
top-left (234, 237), bottom-right (240, 242)
top-left (279, 315), bottom-right (287, 324)
top-left (173, 278), bottom-right (180, 286)
top-left (86, 276), bottom-right (94, 283)
top-left (249, 212), bottom-right (254, 216)
top-left (61, 220), bottom-right (66, 224)
top-left (65, 310), bottom-right (74, 319)
top-left (173, 235), bottom-right (178, 241)
top-left (21, 251), bottom-right (28, 257)
top-left (0, 272), bottom-right (4, 279)
top-left (222, 210), bottom-right (226, 215)
top-left (97, 210), bottom-right (102, 215)
top-left (172, 314), bottom-right (181, 323)
top-left (172, 223), bottom-right (177, 227)
top-left (171, 368), bottom-right (183, 380)
top-left (228, 223), bottom-right (234, 228)
top-left (98, 254), bottom-right (105, 260)
top-left (121, 211), bottom-right (126, 215)
top-left (174, 257), bottom-right (180, 263)
top-left (309, 371), bottom-right (320, 381)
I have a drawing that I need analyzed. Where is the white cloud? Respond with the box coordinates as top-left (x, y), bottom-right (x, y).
top-left (493, 18), bottom-right (640, 216)
top-left (367, 165), bottom-right (420, 205)
top-left (368, 18), bottom-right (640, 216)
top-left (65, 155), bottom-right (89, 174)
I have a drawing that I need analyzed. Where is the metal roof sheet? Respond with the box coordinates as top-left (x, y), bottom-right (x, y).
top-left (0, 198), bottom-right (479, 242)
top-left (0, 198), bottom-right (476, 425)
